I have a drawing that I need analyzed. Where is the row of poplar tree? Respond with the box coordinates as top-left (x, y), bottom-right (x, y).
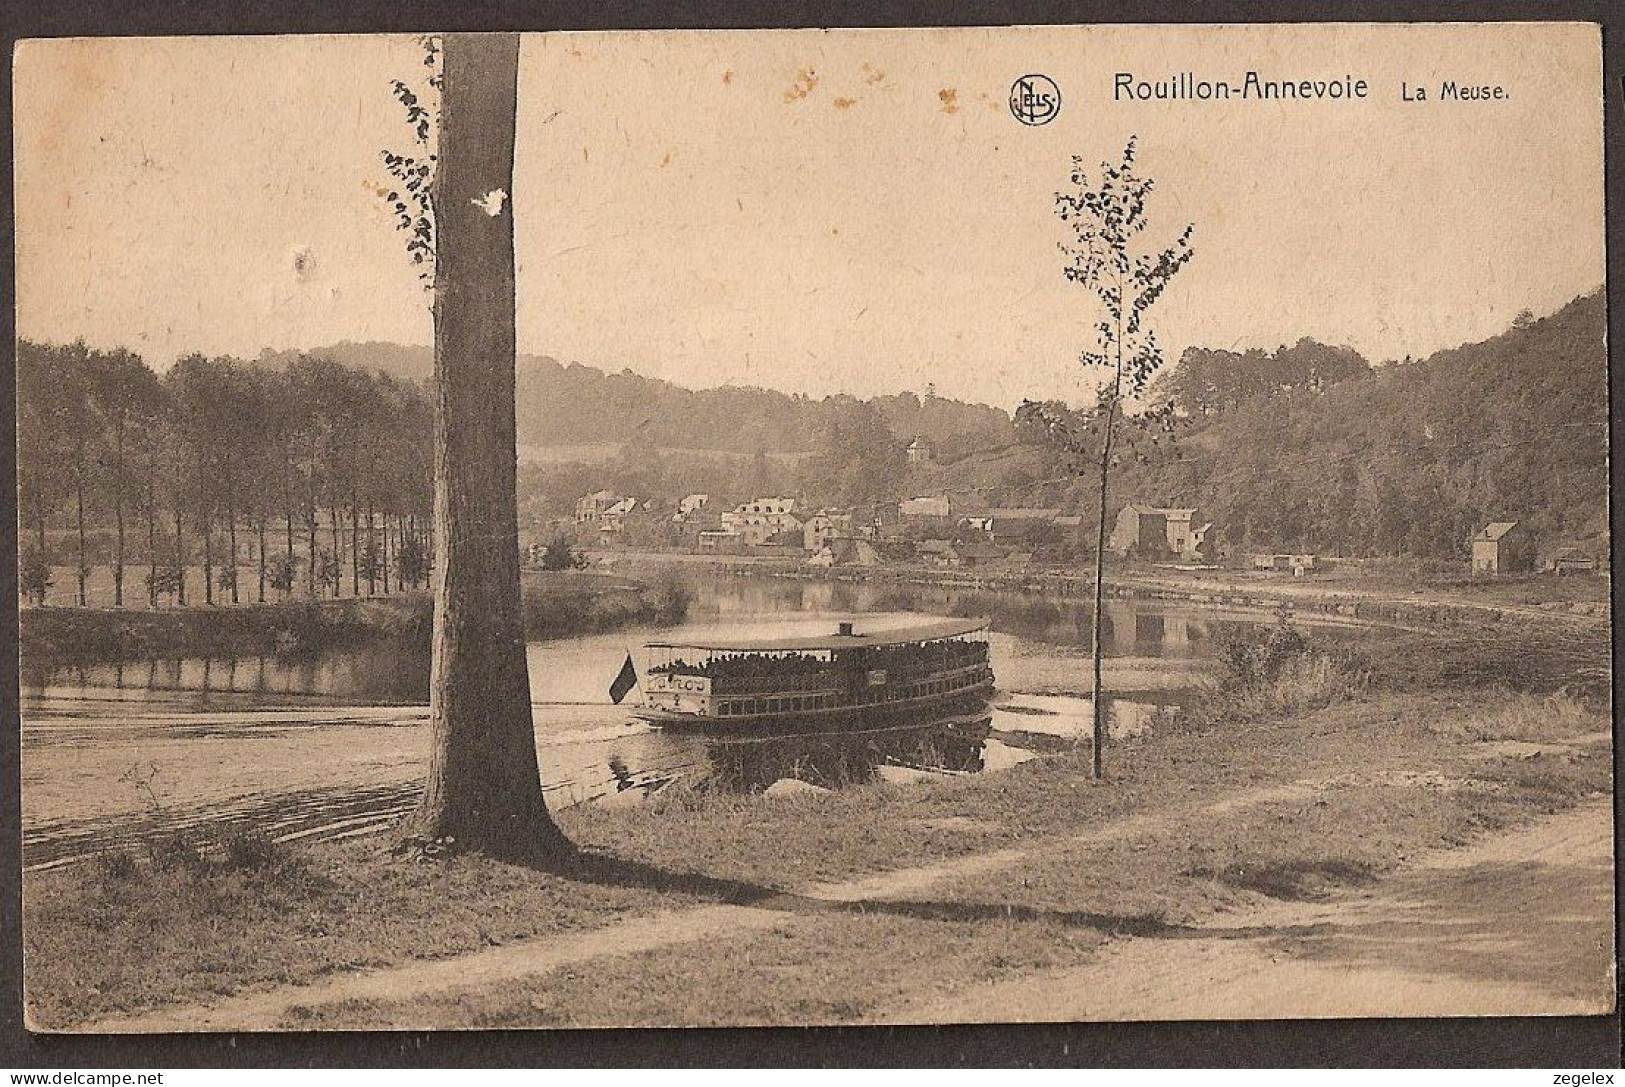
top-left (16, 340), bottom-right (435, 608)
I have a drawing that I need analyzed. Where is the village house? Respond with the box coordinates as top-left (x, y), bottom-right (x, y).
top-left (915, 538), bottom-right (956, 566)
top-left (916, 538), bottom-right (1012, 569)
top-left (1550, 547), bottom-right (1599, 576)
top-left (804, 536), bottom-right (893, 568)
top-left (906, 436), bottom-right (935, 465)
top-left (574, 489), bottom-right (623, 526)
top-left (721, 496), bottom-right (803, 547)
top-left (1252, 553), bottom-right (1318, 576)
top-left (697, 528), bottom-right (745, 553)
top-left (802, 510), bottom-right (853, 552)
top-left (954, 540), bottom-right (1008, 569)
top-left (860, 538), bottom-right (918, 566)
top-left (1109, 504), bottom-right (1211, 560)
top-left (1470, 521), bottom-right (1535, 574)
top-left (669, 494), bottom-right (722, 550)
top-left (985, 507), bottom-right (1063, 546)
top-left (803, 513), bottom-right (835, 552)
top-left (597, 496), bottom-right (640, 534)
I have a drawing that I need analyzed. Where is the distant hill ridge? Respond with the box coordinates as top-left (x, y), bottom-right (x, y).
top-left (254, 343), bottom-right (1014, 458)
top-left (264, 289), bottom-right (1607, 559)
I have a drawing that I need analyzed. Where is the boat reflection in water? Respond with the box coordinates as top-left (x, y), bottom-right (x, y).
top-left (699, 714), bottom-right (996, 793)
top-left (588, 712), bottom-right (1001, 805)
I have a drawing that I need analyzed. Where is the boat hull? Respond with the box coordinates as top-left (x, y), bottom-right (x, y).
top-left (635, 681), bottom-right (995, 734)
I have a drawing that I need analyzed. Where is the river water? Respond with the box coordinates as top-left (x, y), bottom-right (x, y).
top-left (20, 576), bottom-right (1297, 870)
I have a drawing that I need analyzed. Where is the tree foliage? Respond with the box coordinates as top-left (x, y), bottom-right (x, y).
top-left (14, 341), bottom-right (435, 604)
top-left (1016, 291), bottom-right (1608, 560)
top-left (1025, 138), bottom-right (1195, 778)
top-left (1156, 338), bottom-right (1371, 416)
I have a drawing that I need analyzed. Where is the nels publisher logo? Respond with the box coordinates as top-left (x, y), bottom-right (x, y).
top-left (1009, 74), bottom-right (1061, 125)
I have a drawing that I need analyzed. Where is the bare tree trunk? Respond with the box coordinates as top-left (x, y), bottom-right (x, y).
top-left (36, 513), bottom-right (48, 607)
top-left (330, 505), bottom-right (343, 597)
top-left (412, 32), bottom-right (570, 863)
top-left (382, 510), bottom-right (392, 594)
top-left (227, 489), bottom-right (240, 605)
top-left (351, 495), bottom-right (361, 597)
top-left (366, 501), bottom-right (377, 595)
top-left (203, 511), bottom-right (214, 607)
top-left (113, 418), bottom-right (126, 607)
top-left (284, 469), bottom-right (296, 564)
top-left (280, 475), bottom-right (294, 599)
top-left (1087, 316), bottom-right (1126, 781)
top-left (257, 517), bottom-right (267, 603)
top-left (73, 452), bottom-right (87, 607)
top-left (146, 460), bottom-right (158, 608)
top-left (306, 502), bottom-right (318, 599)
top-left (174, 505), bottom-right (186, 607)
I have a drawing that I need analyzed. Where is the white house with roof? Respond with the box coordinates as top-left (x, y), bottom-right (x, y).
top-left (722, 497), bottom-right (803, 547)
top-left (598, 496), bottom-right (641, 533)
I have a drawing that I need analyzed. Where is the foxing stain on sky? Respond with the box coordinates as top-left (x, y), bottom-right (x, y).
top-left (13, 25), bottom-right (1603, 409)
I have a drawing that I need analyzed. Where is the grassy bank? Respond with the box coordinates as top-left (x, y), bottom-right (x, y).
top-left (18, 595), bottom-right (432, 669)
top-left (19, 570), bottom-right (692, 669)
top-left (517, 569), bottom-right (691, 640)
top-left (23, 669), bottom-right (1610, 1029)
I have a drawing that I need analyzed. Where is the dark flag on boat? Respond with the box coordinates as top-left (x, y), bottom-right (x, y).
top-left (609, 653), bottom-right (639, 705)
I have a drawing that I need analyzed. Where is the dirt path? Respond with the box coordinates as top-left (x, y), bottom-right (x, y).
top-left (84, 777), bottom-right (1325, 1032)
top-left (85, 774), bottom-right (1612, 1032)
top-left (894, 796), bottom-right (1616, 1023)
top-left (89, 905), bottom-right (793, 1033)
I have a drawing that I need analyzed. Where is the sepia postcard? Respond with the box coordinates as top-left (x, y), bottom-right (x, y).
top-left (12, 23), bottom-right (1613, 1033)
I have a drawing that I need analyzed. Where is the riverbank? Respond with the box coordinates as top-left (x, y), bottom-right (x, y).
top-left (23, 682), bottom-right (1612, 1031)
top-left (601, 550), bottom-right (1610, 632)
top-left (18, 569), bottom-right (691, 668)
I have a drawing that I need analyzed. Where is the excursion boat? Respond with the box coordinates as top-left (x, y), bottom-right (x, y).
top-left (631, 618), bottom-right (995, 732)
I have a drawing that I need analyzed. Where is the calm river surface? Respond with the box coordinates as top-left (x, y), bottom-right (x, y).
top-left (21, 577), bottom-right (1312, 870)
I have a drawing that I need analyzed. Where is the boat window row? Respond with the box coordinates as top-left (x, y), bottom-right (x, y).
top-left (845, 669), bottom-right (988, 706)
top-left (715, 692), bottom-right (838, 717)
top-left (883, 672), bottom-right (983, 703)
top-left (715, 672), bottom-right (837, 695)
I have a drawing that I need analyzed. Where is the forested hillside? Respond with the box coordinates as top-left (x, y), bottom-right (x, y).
top-left (25, 290), bottom-right (1605, 576)
top-left (1000, 291), bottom-right (1609, 559)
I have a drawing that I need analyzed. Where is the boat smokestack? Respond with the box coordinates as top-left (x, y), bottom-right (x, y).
top-left (837, 621), bottom-right (854, 637)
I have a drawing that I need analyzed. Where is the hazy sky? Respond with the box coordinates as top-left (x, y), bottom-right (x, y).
top-left (14, 24), bottom-right (1604, 408)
